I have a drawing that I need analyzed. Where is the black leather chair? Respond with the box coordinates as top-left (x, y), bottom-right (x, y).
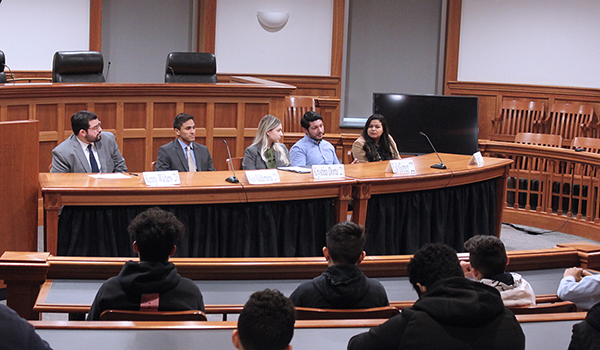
top-left (0, 50), bottom-right (6, 83)
top-left (165, 52), bottom-right (217, 83)
top-left (52, 51), bottom-right (105, 83)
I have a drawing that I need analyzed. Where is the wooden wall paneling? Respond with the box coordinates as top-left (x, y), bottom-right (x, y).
top-left (89, 0), bottom-right (102, 51)
top-left (39, 142), bottom-right (56, 173)
top-left (153, 103), bottom-right (178, 128)
top-left (36, 104), bottom-right (58, 132)
top-left (183, 103), bottom-right (208, 128)
top-left (7, 105), bottom-right (29, 121)
top-left (123, 103), bottom-right (147, 128)
top-left (197, 0), bottom-right (217, 53)
top-left (64, 104), bottom-right (89, 134)
top-left (235, 102), bottom-right (246, 156)
top-left (95, 103), bottom-right (118, 130)
top-left (214, 137), bottom-right (236, 171)
top-left (443, 0), bottom-right (462, 94)
top-left (122, 138), bottom-right (146, 173)
top-left (214, 103), bottom-right (238, 128)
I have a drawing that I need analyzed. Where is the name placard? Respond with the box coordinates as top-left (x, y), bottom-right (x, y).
top-left (311, 164), bottom-right (345, 179)
top-left (468, 151), bottom-right (485, 166)
top-left (385, 159), bottom-right (416, 174)
top-left (242, 169), bottom-right (281, 184)
top-left (142, 171), bottom-right (181, 186)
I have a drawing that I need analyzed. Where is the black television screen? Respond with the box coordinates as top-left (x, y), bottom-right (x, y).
top-left (373, 93), bottom-right (479, 156)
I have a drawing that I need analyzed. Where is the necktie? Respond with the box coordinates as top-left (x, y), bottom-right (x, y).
top-left (88, 144), bottom-right (100, 173)
top-left (187, 146), bottom-right (196, 172)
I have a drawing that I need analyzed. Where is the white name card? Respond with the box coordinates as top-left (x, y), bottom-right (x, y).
top-left (142, 171), bottom-right (181, 186)
top-left (242, 169), bottom-right (281, 184)
top-left (385, 159), bottom-right (416, 174)
top-left (311, 164), bottom-right (346, 179)
top-left (468, 151), bottom-right (485, 166)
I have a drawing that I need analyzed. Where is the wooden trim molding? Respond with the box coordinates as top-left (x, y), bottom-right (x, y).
top-left (89, 0), bottom-right (102, 51)
top-left (443, 0), bottom-right (462, 94)
top-left (198, 0), bottom-right (217, 53)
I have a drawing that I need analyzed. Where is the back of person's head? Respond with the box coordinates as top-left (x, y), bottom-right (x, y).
top-left (300, 111), bottom-right (322, 130)
top-left (236, 289), bottom-right (296, 350)
top-left (127, 207), bottom-right (184, 262)
top-left (173, 113), bottom-right (195, 130)
top-left (71, 110), bottom-right (98, 135)
top-left (464, 235), bottom-right (507, 278)
top-left (326, 221), bottom-right (366, 265)
top-left (407, 243), bottom-right (463, 296)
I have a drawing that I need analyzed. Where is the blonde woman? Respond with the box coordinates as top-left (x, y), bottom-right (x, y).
top-left (242, 115), bottom-right (290, 170)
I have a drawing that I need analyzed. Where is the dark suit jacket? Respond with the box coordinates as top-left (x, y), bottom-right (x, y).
top-left (51, 132), bottom-right (127, 173)
top-left (156, 140), bottom-right (215, 172)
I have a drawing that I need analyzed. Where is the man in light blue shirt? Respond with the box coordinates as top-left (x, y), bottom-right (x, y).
top-left (289, 111), bottom-right (340, 166)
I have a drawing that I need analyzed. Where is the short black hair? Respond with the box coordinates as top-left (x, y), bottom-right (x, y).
top-left (464, 235), bottom-right (507, 278)
top-left (300, 111), bottom-right (323, 130)
top-left (237, 289), bottom-right (295, 350)
top-left (407, 243), bottom-right (464, 296)
top-left (173, 113), bottom-right (195, 130)
top-left (71, 110), bottom-right (98, 135)
top-left (326, 221), bottom-right (366, 265)
top-left (127, 207), bottom-right (185, 262)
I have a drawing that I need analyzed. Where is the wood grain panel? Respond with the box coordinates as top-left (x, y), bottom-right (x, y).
top-left (7, 105), bottom-right (29, 121)
top-left (212, 137), bottom-right (235, 171)
top-left (154, 103), bottom-right (177, 128)
top-left (183, 103), bottom-right (207, 128)
top-left (94, 103), bottom-right (117, 130)
top-left (123, 103), bottom-right (146, 129)
top-left (244, 103), bottom-right (269, 128)
top-left (64, 104), bottom-right (89, 133)
top-left (122, 138), bottom-right (145, 173)
top-left (36, 105), bottom-right (58, 132)
top-left (39, 141), bottom-right (57, 173)
top-left (214, 103), bottom-right (237, 128)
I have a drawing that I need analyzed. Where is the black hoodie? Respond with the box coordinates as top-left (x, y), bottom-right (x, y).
top-left (289, 264), bottom-right (389, 309)
top-left (569, 302), bottom-right (600, 350)
top-left (348, 277), bottom-right (525, 350)
top-left (87, 261), bottom-right (204, 320)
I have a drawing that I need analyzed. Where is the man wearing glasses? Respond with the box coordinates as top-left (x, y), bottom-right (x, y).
top-left (51, 110), bottom-right (127, 173)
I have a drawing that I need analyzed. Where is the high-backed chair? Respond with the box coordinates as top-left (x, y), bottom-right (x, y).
top-left (515, 132), bottom-right (563, 147)
top-left (295, 306), bottom-right (399, 320)
top-left (0, 50), bottom-right (6, 83)
top-left (541, 102), bottom-right (597, 145)
top-left (52, 51), bottom-right (105, 83)
top-left (165, 52), bottom-right (217, 83)
top-left (99, 309), bottom-right (207, 321)
top-left (285, 96), bottom-right (315, 132)
top-left (491, 99), bottom-right (545, 142)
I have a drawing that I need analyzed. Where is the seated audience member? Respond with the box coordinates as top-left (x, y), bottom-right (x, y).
top-left (557, 267), bottom-right (600, 309)
top-left (0, 304), bottom-right (52, 350)
top-left (351, 114), bottom-right (400, 163)
top-left (289, 111), bottom-right (339, 166)
top-left (290, 222), bottom-right (389, 309)
top-left (568, 302), bottom-right (600, 350)
top-left (348, 243), bottom-right (525, 350)
top-left (156, 113), bottom-right (215, 172)
top-left (232, 289), bottom-right (295, 350)
top-left (242, 114), bottom-right (290, 170)
top-left (51, 110), bottom-right (127, 173)
top-left (87, 207), bottom-right (204, 320)
top-left (462, 235), bottom-right (536, 306)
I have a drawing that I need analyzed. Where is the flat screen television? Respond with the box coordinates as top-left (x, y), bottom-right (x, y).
top-left (373, 93), bottom-right (479, 156)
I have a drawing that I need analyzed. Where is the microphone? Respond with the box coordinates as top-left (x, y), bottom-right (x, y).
top-left (419, 131), bottom-right (446, 169)
top-left (4, 64), bottom-right (14, 84)
top-left (167, 66), bottom-right (177, 82)
top-left (104, 61), bottom-right (111, 81)
top-left (223, 140), bottom-right (239, 183)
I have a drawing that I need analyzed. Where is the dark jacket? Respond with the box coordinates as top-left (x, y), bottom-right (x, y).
top-left (0, 304), bottom-right (52, 350)
top-left (156, 140), bottom-right (215, 172)
top-left (87, 261), bottom-right (204, 320)
top-left (289, 264), bottom-right (389, 309)
top-left (348, 277), bottom-right (525, 350)
top-left (569, 302), bottom-right (600, 350)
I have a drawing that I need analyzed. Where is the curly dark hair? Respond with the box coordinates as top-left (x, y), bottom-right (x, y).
top-left (326, 221), bottom-right (366, 265)
top-left (464, 235), bottom-right (507, 278)
top-left (361, 114), bottom-right (394, 162)
top-left (407, 243), bottom-right (464, 296)
top-left (127, 207), bottom-right (185, 262)
top-left (237, 289), bottom-right (296, 350)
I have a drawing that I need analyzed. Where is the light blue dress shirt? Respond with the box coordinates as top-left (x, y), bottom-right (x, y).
top-left (289, 134), bottom-right (340, 166)
top-left (178, 138), bottom-right (198, 170)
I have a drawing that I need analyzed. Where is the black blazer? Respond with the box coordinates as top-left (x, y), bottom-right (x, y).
top-left (156, 140), bottom-right (215, 172)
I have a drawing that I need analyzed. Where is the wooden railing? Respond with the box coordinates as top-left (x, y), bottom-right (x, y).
top-left (480, 140), bottom-right (600, 241)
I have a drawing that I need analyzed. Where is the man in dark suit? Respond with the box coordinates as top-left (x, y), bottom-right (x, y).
top-left (51, 110), bottom-right (127, 173)
top-left (155, 113), bottom-right (215, 172)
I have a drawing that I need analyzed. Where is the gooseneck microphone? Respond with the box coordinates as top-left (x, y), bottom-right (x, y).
top-left (167, 66), bottom-right (177, 82)
top-left (104, 61), bottom-right (111, 81)
top-left (223, 140), bottom-right (239, 183)
top-left (419, 131), bottom-right (447, 169)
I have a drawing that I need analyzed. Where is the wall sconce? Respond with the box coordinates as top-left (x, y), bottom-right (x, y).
top-left (257, 12), bottom-right (289, 32)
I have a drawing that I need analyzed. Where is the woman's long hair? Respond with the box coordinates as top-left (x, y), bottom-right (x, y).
top-left (251, 114), bottom-right (290, 166)
top-left (361, 114), bottom-right (393, 162)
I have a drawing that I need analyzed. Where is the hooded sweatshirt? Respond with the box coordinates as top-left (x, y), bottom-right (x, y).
top-left (479, 272), bottom-right (536, 307)
top-left (348, 277), bottom-right (525, 350)
top-left (289, 264), bottom-right (389, 309)
top-left (87, 261), bottom-right (204, 320)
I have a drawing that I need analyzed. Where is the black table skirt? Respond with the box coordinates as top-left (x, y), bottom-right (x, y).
top-left (363, 178), bottom-right (498, 255)
top-left (57, 198), bottom-right (336, 257)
